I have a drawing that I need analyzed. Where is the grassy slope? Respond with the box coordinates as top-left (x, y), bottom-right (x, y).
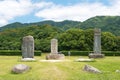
top-left (0, 54), bottom-right (120, 80)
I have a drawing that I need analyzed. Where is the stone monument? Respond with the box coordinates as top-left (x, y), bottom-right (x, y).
top-left (21, 35), bottom-right (35, 61)
top-left (89, 28), bottom-right (104, 58)
top-left (46, 39), bottom-right (65, 60)
top-left (51, 39), bottom-right (58, 54)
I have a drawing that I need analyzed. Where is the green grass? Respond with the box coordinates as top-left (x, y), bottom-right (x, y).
top-left (0, 54), bottom-right (120, 80)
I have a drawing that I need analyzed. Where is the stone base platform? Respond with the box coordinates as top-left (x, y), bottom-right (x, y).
top-left (88, 53), bottom-right (104, 58)
top-left (21, 58), bottom-right (36, 61)
top-left (46, 54), bottom-right (65, 60)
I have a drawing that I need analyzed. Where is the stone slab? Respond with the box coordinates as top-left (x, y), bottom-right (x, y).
top-left (12, 64), bottom-right (30, 74)
top-left (83, 64), bottom-right (101, 73)
top-left (75, 58), bottom-right (95, 62)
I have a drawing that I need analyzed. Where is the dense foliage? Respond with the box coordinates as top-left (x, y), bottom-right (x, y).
top-left (0, 24), bottom-right (119, 52)
top-left (0, 50), bottom-right (41, 56)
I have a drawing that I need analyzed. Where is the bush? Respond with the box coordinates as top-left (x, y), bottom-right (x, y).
top-left (61, 51), bottom-right (120, 56)
top-left (102, 51), bottom-right (120, 56)
top-left (34, 51), bottom-right (42, 56)
top-left (0, 50), bottom-right (41, 56)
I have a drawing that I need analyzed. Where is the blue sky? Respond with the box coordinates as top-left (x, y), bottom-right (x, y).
top-left (0, 0), bottom-right (120, 27)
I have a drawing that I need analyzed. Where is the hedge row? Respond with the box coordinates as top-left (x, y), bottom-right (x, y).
top-left (61, 51), bottom-right (120, 56)
top-left (0, 50), bottom-right (41, 56)
top-left (102, 51), bottom-right (120, 56)
top-left (60, 51), bottom-right (92, 56)
top-left (0, 50), bottom-right (120, 56)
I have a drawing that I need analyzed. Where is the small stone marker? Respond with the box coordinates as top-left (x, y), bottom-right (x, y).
top-left (12, 64), bottom-right (30, 74)
top-left (89, 28), bottom-right (104, 58)
top-left (116, 70), bottom-right (120, 73)
top-left (46, 39), bottom-right (65, 60)
top-left (83, 64), bottom-right (101, 73)
top-left (68, 51), bottom-right (71, 56)
top-left (21, 35), bottom-right (35, 61)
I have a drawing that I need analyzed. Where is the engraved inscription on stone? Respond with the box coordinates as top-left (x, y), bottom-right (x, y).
top-left (94, 28), bottom-right (101, 54)
top-left (22, 35), bottom-right (34, 58)
top-left (51, 39), bottom-right (58, 54)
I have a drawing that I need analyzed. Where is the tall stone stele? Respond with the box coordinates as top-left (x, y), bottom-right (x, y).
top-left (51, 39), bottom-right (58, 54)
top-left (46, 39), bottom-right (65, 60)
top-left (21, 35), bottom-right (35, 61)
top-left (89, 28), bottom-right (104, 58)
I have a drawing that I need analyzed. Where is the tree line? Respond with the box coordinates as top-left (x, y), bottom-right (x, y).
top-left (0, 25), bottom-right (119, 52)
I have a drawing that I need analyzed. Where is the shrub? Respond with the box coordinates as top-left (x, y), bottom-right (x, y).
top-left (102, 51), bottom-right (120, 56)
top-left (34, 51), bottom-right (42, 56)
top-left (60, 51), bottom-right (93, 56)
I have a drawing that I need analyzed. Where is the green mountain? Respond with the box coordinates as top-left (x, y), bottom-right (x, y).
top-left (0, 16), bottom-right (120, 35)
top-left (79, 16), bottom-right (120, 36)
top-left (0, 20), bottom-right (80, 31)
top-left (0, 22), bottom-right (28, 31)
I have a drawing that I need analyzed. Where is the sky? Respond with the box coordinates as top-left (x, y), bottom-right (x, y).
top-left (0, 0), bottom-right (120, 27)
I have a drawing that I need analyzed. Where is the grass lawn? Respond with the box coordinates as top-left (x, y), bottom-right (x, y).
top-left (0, 54), bottom-right (120, 80)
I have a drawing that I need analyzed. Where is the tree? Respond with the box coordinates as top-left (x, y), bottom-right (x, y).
top-left (101, 32), bottom-right (117, 51)
top-left (84, 29), bottom-right (94, 50)
top-left (116, 36), bottom-right (120, 51)
top-left (58, 29), bottom-right (87, 51)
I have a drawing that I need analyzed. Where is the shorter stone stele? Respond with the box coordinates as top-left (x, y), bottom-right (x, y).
top-left (83, 64), bottom-right (101, 73)
top-left (12, 64), bottom-right (30, 74)
top-left (88, 53), bottom-right (104, 58)
top-left (46, 54), bottom-right (65, 60)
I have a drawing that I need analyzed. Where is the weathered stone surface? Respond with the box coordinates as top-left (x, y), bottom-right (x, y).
top-left (89, 28), bottom-right (104, 58)
top-left (83, 65), bottom-right (101, 73)
top-left (94, 28), bottom-right (101, 54)
top-left (46, 39), bottom-right (65, 60)
top-left (89, 53), bottom-right (104, 58)
top-left (22, 35), bottom-right (34, 59)
top-left (51, 39), bottom-right (58, 54)
top-left (12, 64), bottom-right (30, 74)
top-left (46, 54), bottom-right (65, 60)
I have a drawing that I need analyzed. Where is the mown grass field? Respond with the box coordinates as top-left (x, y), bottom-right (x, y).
top-left (0, 54), bottom-right (120, 80)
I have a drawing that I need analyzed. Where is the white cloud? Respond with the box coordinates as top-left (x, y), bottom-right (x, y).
top-left (35, 0), bottom-right (120, 22)
top-left (0, 0), bottom-right (55, 27)
top-left (34, 1), bottom-right (54, 9)
top-left (0, 19), bottom-right (8, 27)
top-left (1, 0), bottom-right (120, 27)
top-left (0, 0), bottom-right (33, 27)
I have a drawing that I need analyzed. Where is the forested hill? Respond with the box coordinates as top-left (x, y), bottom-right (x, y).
top-left (0, 16), bottom-right (120, 35)
top-left (0, 20), bottom-right (81, 31)
top-left (79, 16), bottom-right (120, 36)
